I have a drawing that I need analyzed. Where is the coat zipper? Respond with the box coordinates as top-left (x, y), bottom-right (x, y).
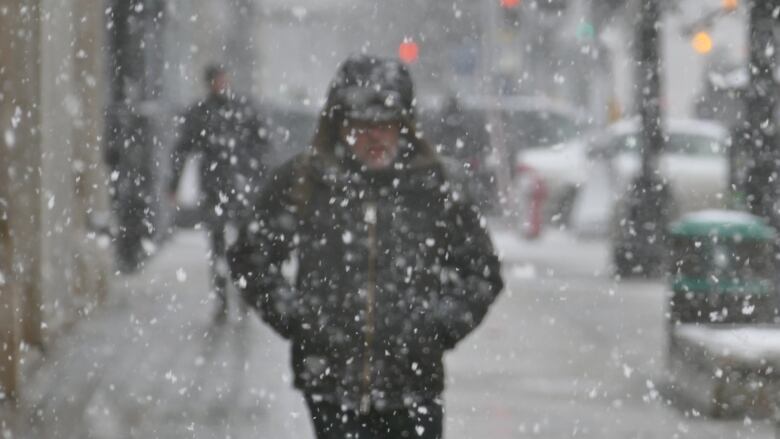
top-left (360, 201), bottom-right (377, 414)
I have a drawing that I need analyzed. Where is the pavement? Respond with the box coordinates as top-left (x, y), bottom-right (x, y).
top-left (5, 224), bottom-right (778, 438)
top-left (17, 230), bottom-right (313, 438)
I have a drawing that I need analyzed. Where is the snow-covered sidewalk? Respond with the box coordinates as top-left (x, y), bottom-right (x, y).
top-left (18, 231), bottom-right (312, 438)
top-left (11, 225), bottom-right (776, 438)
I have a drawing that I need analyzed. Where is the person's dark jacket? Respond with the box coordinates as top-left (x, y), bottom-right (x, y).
top-left (169, 92), bottom-right (269, 221)
top-left (228, 138), bottom-right (503, 410)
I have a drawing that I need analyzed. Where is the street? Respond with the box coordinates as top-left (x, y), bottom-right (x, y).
top-left (448, 226), bottom-right (773, 438)
top-left (10, 222), bottom-right (773, 438)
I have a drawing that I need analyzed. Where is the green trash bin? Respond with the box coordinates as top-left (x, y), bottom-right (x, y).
top-left (667, 210), bottom-right (777, 326)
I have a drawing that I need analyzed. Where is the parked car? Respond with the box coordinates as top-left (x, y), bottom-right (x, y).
top-left (514, 118), bottom-right (730, 237)
top-left (421, 95), bottom-right (587, 213)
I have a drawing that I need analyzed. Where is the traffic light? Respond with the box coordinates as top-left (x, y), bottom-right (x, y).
top-left (576, 22), bottom-right (596, 41)
top-left (723, 0), bottom-right (738, 12)
top-left (691, 31), bottom-right (713, 54)
top-left (398, 39), bottom-right (419, 64)
top-left (501, 0), bottom-right (521, 25)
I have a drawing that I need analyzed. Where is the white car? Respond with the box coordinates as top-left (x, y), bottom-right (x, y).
top-left (513, 118), bottom-right (730, 237)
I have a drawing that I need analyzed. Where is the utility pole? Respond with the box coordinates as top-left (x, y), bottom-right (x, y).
top-left (613, 0), bottom-right (671, 277)
top-left (743, 0), bottom-right (779, 226)
top-left (637, 0), bottom-right (664, 183)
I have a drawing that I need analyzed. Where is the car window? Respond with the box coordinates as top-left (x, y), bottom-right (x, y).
top-left (501, 110), bottom-right (580, 154)
top-left (666, 133), bottom-right (724, 156)
top-left (600, 132), bottom-right (724, 156)
top-left (605, 133), bottom-right (642, 154)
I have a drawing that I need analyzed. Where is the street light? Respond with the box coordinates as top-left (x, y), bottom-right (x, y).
top-left (500, 0), bottom-right (521, 8)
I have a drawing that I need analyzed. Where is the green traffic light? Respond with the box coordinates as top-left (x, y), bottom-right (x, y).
top-left (576, 22), bottom-right (596, 41)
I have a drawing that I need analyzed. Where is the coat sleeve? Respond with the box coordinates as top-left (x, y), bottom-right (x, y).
top-left (227, 161), bottom-right (302, 339)
top-left (436, 196), bottom-right (504, 350)
top-left (169, 106), bottom-right (201, 193)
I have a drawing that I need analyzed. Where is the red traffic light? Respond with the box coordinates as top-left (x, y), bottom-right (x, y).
top-left (501, 0), bottom-right (521, 8)
top-left (398, 40), bottom-right (419, 64)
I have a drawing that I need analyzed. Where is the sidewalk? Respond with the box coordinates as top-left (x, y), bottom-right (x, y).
top-left (17, 231), bottom-right (313, 438)
top-left (11, 226), bottom-right (773, 438)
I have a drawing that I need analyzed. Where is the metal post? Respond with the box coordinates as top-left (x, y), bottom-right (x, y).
top-left (637, 0), bottom-right (663, 182)
top-left (480, 0), bottom-right (511, 214)
top-left (105, 0), bottom-right (167, 272)
top-left (480, 0), bottom-right (498, 98)
top-left (744, 7), bottom-right (780, 429)
top-left (613, 0), bottom-right (671, 277)
top-left (744, 0), bottom-right (779, 225)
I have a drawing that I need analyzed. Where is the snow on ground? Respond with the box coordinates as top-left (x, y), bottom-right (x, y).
top-left (676, 325), bottom-right (780, 364)
top-left (18, 231), bottom-right (312, 438)
top-left (680, 209), bottom-right (766, 225)
top-left (9, 224), bottom-right (777, 438)
top-left (492, 225), bottom-right (613, 280)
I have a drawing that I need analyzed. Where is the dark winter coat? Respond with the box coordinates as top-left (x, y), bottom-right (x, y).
top-left (228, 144), bottom-right (503, 411)
top-left (169, 92), bottom-right (269, 222)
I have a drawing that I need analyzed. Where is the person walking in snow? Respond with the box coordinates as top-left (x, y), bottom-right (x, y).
top-left (169, 63), bottom-right (270, 322)
top-left (228, 55), bottom-right (503, 438)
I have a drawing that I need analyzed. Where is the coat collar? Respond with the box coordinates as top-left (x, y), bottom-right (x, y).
top-left (305, 145), bottom-right (446, 195)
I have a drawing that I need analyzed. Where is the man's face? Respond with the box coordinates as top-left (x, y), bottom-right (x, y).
top-left (340, 119), bottom-right (402, 170)
top-left (210, 72), bottom-right (229, 95)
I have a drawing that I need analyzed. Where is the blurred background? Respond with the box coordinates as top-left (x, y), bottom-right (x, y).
top-left (5, 0), bottom-right (780, 437)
